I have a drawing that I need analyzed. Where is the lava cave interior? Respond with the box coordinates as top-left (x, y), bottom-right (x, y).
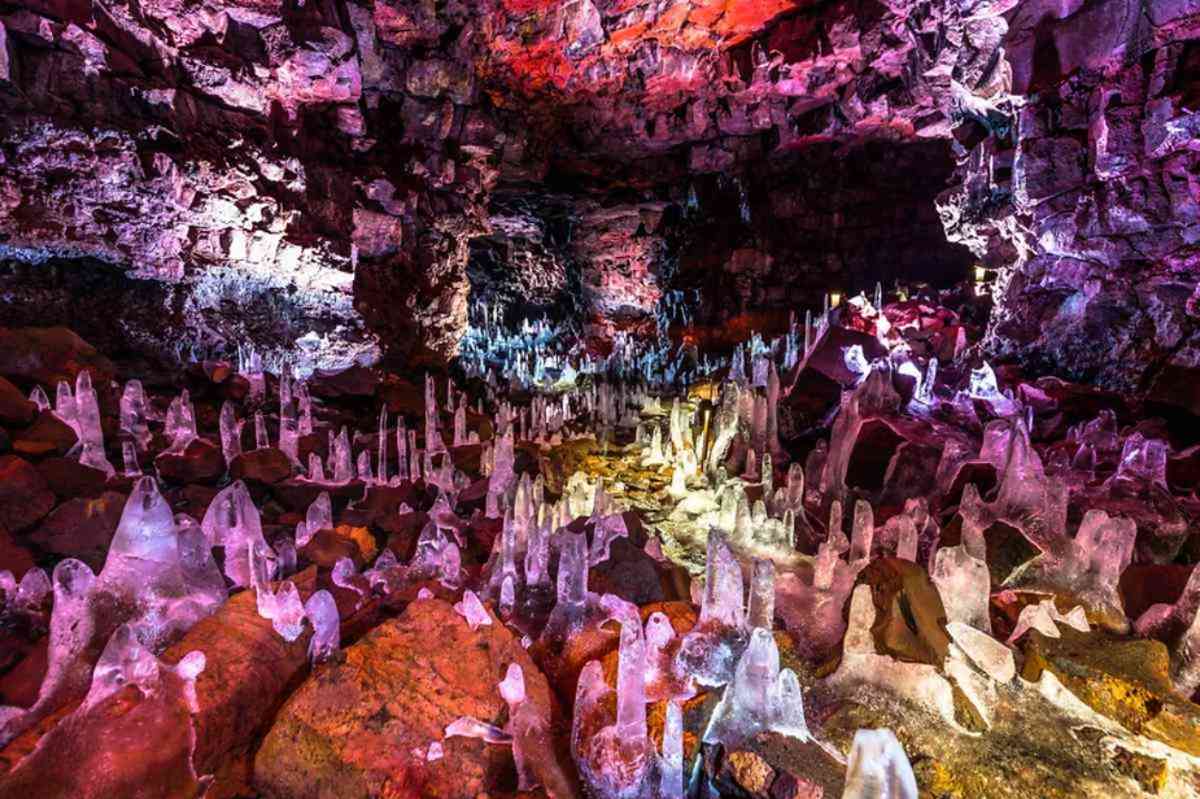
top-left (1, 0), bottom-right (1200, 798)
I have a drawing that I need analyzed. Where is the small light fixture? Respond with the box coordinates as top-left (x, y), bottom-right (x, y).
top-left (829, 291), bottom-right (843, 308)
top-left (974, 265), bottom-right (987, 283)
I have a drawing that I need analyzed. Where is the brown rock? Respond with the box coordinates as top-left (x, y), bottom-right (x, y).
top-left (0, 378), bottom-right (34, 426)
top-left (856, 557), bottom-right (950, 665)
top-left (155, 438), bottom-right (224, 484)
top-left (28, 492), bottom-right (125, 570)
top-left (159, 569), bottom-right (316, 799)
top-left (1021, 628), bottom-right (1200, 756)
top-left (0, 456), bottom-right (56, 532)
top-left (36, 457), bottom-right (108, 500)
top-left (0, 680), bottom-right (203, 799)
top-left (298, 525), bottom-right (378, 570)
top-left (0, 327), bottom-right (115, 390)
top-left (587, 535), bottom-right (672, 606)
top-left (11, 412), bottom-right (77, 458)
top-left (271, 478), bottom-right (364, 513)
top-left (308, 365), bottom-right (379, 398)
top-left (229, 448), bottom-right (294, 484)
top-left (0, 529), bottom-right (35, 579)
top-left (253, 597), bottom-right (567, 799)
top-left (725, 749), bottom-right (776, 797)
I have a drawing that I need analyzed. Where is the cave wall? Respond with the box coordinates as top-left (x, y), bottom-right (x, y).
top-left (0, 0), bottom-right (1196, 400)
top-left (0, 0), bottom-right (498, 368)
top-left (939, 0), bottom-right (1200, 409)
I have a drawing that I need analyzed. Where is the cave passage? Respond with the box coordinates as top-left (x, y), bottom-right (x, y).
top-left (1, 0), bottom-right (1200, 798)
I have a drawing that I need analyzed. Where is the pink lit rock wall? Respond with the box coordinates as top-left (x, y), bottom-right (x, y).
top-left (940, 0), bottom-right (1200, 407)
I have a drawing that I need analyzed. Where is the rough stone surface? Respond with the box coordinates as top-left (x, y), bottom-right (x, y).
top-left (0, 456), bottom-right (56, 532)
top-left (253, 597), bottom-right (562, 799)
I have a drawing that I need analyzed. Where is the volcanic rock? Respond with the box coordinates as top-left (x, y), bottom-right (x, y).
top-left (253, 597), bottom-right (564, 799)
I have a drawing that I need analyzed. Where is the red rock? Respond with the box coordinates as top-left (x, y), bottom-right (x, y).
top-left (253, 597), bottom-right (573, 799)
top-left (11, 412), bottom-right (77, 458)
top-left (308, 365), bottom-right (380, 398)
top-left (0, 378), bottom-right (34, 426)
top-left (154, 438), bottom-right (224, 484)
top-left (158, 569), bottom-right (317, 798)
top-left (0, 327), bottom-right (115, 390)
top-left (35, 456), bottom-right (108, 500)
top-left (28, 492), bottom-right (125, 570)
top-left (229, 448), bottom-right (294, 484)
top-left (0, 528), bottom-right (35, 580)
top-left (0, 456), bottom-right (56, 532)
top-left (298, 525), bottom-right (377, 570)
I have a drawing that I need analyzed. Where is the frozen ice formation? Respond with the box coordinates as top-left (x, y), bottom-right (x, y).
top-left (304, 590), bottom-right (340, 663)
top-left (0, 558), bottom-right (97, 747)
top-left (201, 480), bottom-right (271, 588)
top-left (675, 530), bottom-right (749, 687)
top-left (164, 390), bottom-right (198, 453)
top-left (69, 371), bottom-right (114, 475)
top-left (256, 574), bottom-right (306, 642)
top-left (703, 627), bottom-right (809, 747)
top-left (931, 545), bottom-right (992, 634)
top-left (120, 379), bottom-right (153, 452)
top-left (1007, 599), bottom-right (1090, 644)
top-left (829, 585), bottom-right (958, 725)
top-left (572, 617), bottom-right (673, 799)
top-left (841, 728), bottom-right (918, 799)
top-left (454, 589), bottom-right (492, 630)
top-left (1003, 508), bottom-right (1135, 630)
top-left (100, 477), bottom-right (226, 647)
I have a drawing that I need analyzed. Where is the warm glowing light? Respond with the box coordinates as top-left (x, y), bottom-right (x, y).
top-left (829, 292), bottom-right (843, 308)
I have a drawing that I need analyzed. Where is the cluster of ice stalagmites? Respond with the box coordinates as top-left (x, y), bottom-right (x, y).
top-left (5, 292), bottom-right (1200, 797)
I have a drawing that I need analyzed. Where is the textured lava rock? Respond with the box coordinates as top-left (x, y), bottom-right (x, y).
top-left (28, 492), bottom-right (125, 570)
top-left (159, 569), bottom-right (316, 798)
top-left (229, 448), bottom-right (295, 485)
top-left (0, 456), bottom-right (56, 532)
top-left (155, 439), bottom-right (224, 484)
top-left (0, 379), bottom-right (35, 426)
top-left (253, 597), bottom-right (564, 799)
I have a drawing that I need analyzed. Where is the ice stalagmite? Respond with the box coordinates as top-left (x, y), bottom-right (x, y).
top-left (298, 491), bottom-right (332, 547)
top-left (574, 618), bottom-right (653, 798)
top-left (376, 406), bottom-right (388, 484)
top-left (454, 589), bottom-right (492, 630)
top-left (841, 728), bottom-right (918, 799)
top-left (120, 379), bottom-right (152, 452)
top-left (659, 700), bottom-right (684, 799)
top-left (0, 558), bottom-right (98, 748)
top-left (675, 530), bottom-right (747, 686)
top-left (1004, 508), bottom-right (1135, 631)
top-left (279, 398), bottom-right (300, 465)
top-left (29, 384), bottom-right (50, 412)
top-left (703, 627), bottom-right (810, 746)
top-left (122, 441), bottom-right (141, 476)
top-left (256, 570), bottom-right (306, 642)
top-left (100, 477), bottom-right (225, 646)
top-left (304, 590), bottom-right (340, 663)
top-left (332, 427), bottom-right (353, 483)
top-left (932, 545), bottom-right (992, 633)
top-left (164, 390), bottom-right (197, 453)
top-left (73, 371), bottom-right (113, 475)
top-left (219, 401), bottom-right (241, 465)
top-left (542, 531), bottom-right (591, 642)
top-left (255, 412), bottom-right (269, 449)
top-left (201, 480), bottom-right (270, 588)
top-left (55, 379), bottom-right (78, 434)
